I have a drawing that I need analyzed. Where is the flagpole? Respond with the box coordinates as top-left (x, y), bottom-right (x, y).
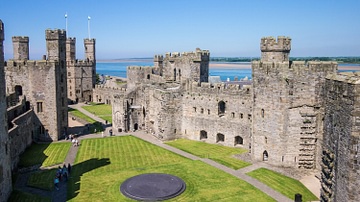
top-left (65, 13), bottom-right (68, 34)
top-left (88, 16), bottom-right (91, 39)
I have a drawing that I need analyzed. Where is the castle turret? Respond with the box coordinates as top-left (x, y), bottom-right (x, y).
top-left (45, 29), bottom-right (66, 62)
top-left (84, 38), bottom-right (95, 62)
top-left (260, 36), bottom-right (291, 62)
top-left (66, 37), bottom-right (76, 62)
top-left (154, 54), bottom-right (164, 76)
top-left (12, 36), bottom-right (29, 60)
top-left (0, 19), bottom-right (13, 202)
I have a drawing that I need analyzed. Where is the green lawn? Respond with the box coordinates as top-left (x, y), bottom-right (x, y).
top-left (67, 136), bottom-right (275, 201)
top-left (19, 142), bottom-right (71, 167)
top-left (165, 139), bottom-right (251, 169)
top-left (68, 108), bottom-right (104, 133)
top-left (27, 168), bottom-right (57, 191)
top-left (8, 190), bottom-right (51, 202)
top-left (82, 103), bottom-right (112, 123)
top-left (246, 168), bottom-right (318, 202)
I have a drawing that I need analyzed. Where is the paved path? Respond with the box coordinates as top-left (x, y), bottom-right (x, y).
top-left (16, 103), bottom-right (296, 202)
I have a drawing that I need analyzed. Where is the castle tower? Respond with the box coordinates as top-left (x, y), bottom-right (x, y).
top-left (12, 36), bottom-right (29, 60)
top-left (66, 37), bottom-right (76, 62)
top-left (84, 38), bottom-right (95, 62)
top-left (0, 19), bottom-right (13, 202)
top-left (154, 54), bottom-right (164, 76)
top-left (45, 29), bottom-right (66, 61)
top-left (252, 36), bottom-right (337, 169)
top-left (260, 36), bottom-right (291, 62)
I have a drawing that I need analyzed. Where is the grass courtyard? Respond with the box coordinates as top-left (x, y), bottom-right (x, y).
top-left (82, 103), bottom-right (112, 123)
top-left (67, 136), bottom-right (275, 201)
top-left (18, 142), bottom-right (71, 168)
top-left (247, 168), bottom-right (318, 201)
top-left (165, 139), bottom-right (251, 169)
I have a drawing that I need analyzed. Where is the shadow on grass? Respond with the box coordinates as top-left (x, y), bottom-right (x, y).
top-left (18, 143), bottom-right (50, 168)
top-left (67, 158), bottom-right (111, 200)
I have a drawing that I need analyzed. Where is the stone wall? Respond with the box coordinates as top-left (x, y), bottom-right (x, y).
top-left (321, 72), bottom-right (360, 202)
top-left (251, 60), bottom-right (337, 168)
top-left (7, 96), bottom-right (33, 170)
top-left (5, 29), bottom-right (68, 141)
top-left (0, 19), bottom-right (12, 202)
top-left (181, 82), bottom-right (252, 147)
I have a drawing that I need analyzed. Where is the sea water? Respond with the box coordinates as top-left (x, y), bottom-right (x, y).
top-left (96, 60), bottom-right (360, 81)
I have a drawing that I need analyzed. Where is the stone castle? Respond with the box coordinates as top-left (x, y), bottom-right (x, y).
top-left (0, 18), bottom-right (359, 201)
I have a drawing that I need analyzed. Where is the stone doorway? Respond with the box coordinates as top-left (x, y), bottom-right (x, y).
top-left (263, 150), bottom-right (268, 161)
top-left (216, 133), bottom-right (224, 143)
top-left (134, 123), bottom-right (138, 131)
top-left (234, 136), bottom-right (243, 146)
top-left (200, 130), bottom-right (207, 140)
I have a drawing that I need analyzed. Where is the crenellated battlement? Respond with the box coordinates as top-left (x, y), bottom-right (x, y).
top-left (127, 66), bottom-right (153, 71)
top-left (84, 38), bottom-right (95, 43)
top-left (326, 71), bottom-right (360, 84)
top-left (164, 48), bottom-right (210, 61)
top-left (5, 59), bottom-right (58, 68)
top-left (12, 36), bottom-right (29, 42)
top-left (45, 29), bottom-right (66, 40)
top-left (154, 54), bottom-right (164, 62)
top-left (252, 60), bottom-right (337, 74)
top-left (189, 81), bottom-right (251, 95)
top-left (95, 84), bottom-right (128, 92)
top-left (261, 36), bottom-right (291, 52)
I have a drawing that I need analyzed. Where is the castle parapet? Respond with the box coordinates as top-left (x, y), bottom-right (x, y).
top-left (154, 54), bottom-right (164, 62)
top-left (190, 81), bottom-right (251, 95)
top-left (261, 36), bottom-right (291, 52)
top-left (45, 29), bottom-right (66, 40)
top-left (164, 48), bottom-right (210, 62)
top-left (12, 36), bottom-right (29, 43)
top-left (252, 60), bottom-right (337, 74)
top-left (5, 59), bottom-right (58, 68)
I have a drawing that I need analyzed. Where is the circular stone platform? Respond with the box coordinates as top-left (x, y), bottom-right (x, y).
top-left (120, 173), bottom-right (186, 201)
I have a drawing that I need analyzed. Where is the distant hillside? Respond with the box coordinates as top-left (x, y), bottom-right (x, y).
top-left (211, 57), bottom-right (360, 64)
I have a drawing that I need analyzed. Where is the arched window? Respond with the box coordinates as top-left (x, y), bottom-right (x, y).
top-left (200, 130), bottom-right (207, 140)
top-left (147, 74), bottom-right (150, 79)
top-left (234, 136), bottom-right (243, 146)
top-left (216, 133), bottom-right (225, 143)
top-left (218, 101), bottom-right (225, 116)
top-left (261, 109), bottom-right (264, 118)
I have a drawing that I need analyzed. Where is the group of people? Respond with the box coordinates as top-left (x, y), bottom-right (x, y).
top-left (54, 164), bottom-right (72, 190)
top-left (68, 134), bottom-right (80, 147)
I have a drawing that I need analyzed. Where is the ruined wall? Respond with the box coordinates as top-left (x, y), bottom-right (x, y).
top-left (0, 19), bottom-right (12, 202)
top-left (160, 48), bottom-right (209, 83)
top-left (181, 82), bottom-right (252, 147)
top-left (321, 72), bottom-right (360, 202)
top-left (5, 60), bottom-right (67, 141)
top-left (252, 60), bottom-right (337, 168)
top-left (93, 85), bottom-right (127, 105)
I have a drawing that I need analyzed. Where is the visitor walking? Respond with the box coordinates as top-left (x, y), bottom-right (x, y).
top-left (68, 163), bottom-right (71, 175)
top-left (54, 177), bottom-right (59, 190)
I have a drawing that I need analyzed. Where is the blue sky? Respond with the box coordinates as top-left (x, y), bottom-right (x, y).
top-left (1, 0), bottom-right (359, 59)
